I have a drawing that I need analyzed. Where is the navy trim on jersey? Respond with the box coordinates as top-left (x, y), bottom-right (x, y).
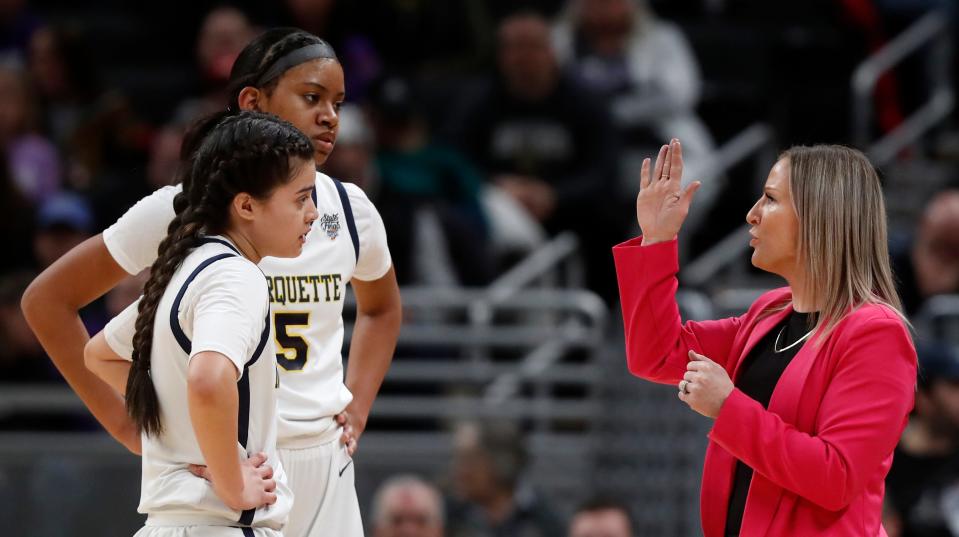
top-left (331, 178), bottom-right (360, 263)
top-left (237, 310), bottom-right (271, 447)
top-left (238, 497), bottom-right (255, 526)
top-left (198, 237), bottom-right (241, 255)
top-left (234, 308), bottom-right (270, 528)
top-left (169, 253), bottom-right (238, 354)
top-left (240, 525), bottom-right (255, 536)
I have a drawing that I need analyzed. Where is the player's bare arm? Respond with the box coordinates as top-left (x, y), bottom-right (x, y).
top-left (188, 351), bottom-right (277, 511)
top-left (337, 265), bottom-right (401, 454)
top-left (84, 331), bottom-right (131, 399)
top-left (21, 235), bottom-right (140, 453)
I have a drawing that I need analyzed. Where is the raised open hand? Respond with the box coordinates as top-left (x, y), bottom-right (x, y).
top-left (636, 139), bottom-right (701, 245)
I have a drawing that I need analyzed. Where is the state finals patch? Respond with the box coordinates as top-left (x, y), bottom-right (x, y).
top-left (320, 213), bottom-right (340, 240)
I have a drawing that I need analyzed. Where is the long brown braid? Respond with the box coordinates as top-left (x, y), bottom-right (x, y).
top-left (126, 111), bottom-right (314, 436)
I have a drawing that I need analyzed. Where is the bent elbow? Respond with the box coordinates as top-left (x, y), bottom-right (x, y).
top-left (20, 278), bottom-right (44, 323)
top-left (187, 373), bottom-right (223, 405)
top-left (625, 348), bottom-right (667, 381)
top-left (83, 336), bottom-right (108, 376)
top-left (82, 340), bottom-right (97, 372)
top-left (626, 355), bottom-right (648, 378)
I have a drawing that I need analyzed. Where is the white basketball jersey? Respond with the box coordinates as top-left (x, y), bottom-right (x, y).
top-left (259, 175), bottom-right (361, 444)
top-left (102, 172), bottom-right (392, 448)
top-left (105, 238), bottom-right (292, 529)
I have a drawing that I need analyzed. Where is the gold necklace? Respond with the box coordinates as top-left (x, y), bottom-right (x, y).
top-left (773, 324), bottom-right (813, 353)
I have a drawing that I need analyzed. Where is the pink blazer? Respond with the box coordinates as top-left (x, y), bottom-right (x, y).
top-left (613, 237), bottom-right (916, 536)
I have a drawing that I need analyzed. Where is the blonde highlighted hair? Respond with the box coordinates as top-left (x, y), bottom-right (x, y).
top-left (781, 145), bottom-right (905, 341)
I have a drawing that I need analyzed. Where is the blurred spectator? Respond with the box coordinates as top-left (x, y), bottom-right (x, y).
top-left (145, 122), bottom-right (185, 190)
top-left (32, 192), bottom-right (93, 269)
top-left (884, 341), bottom-right (959, 537)
top-left (568, 496), bottom-right (634, 537)
top-left (0, 270), bottom-right (55, 382)
top-left (350, 0), bottom-right (492, 77)
top-left (445, 420), bottom-right (563, 537)
top-left (322, 103), bottom-right (378, 193)
top-left (367, 74), bottom-right (494, 287)
top-left (451, 10), bottom-right (624, 301)
top-left (172, 6), bottom-right (255, 124)
top-left (372, 474), bottom-right (445, 537)
top-left (283, 0), bottom-right (338, 37)
top-left (0, 0), bottom-right (42, 65)
top-left (0, 64), bottom-right (60, 204)
top-left (274, 0), bottom-right (383, 102)
top-left (891, 189), bottom-right (959, 317)
top-left (31, 191), bottom-right (109, 336)
top-left (27, 25), bottom-right (150, 190)
top-left (0, 148), bottom-right (36, 272)
top-left (552, 0), bottom-right (719, 229)
top-left (0, 270), bottom-right (99, 435)
top-left (88, 120), bottom-right (186, 231)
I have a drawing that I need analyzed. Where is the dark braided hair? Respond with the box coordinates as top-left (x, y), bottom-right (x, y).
top-left (126, 111), bottom-right (314, 436)
top-left (227, 28), bottom-right (337, 111)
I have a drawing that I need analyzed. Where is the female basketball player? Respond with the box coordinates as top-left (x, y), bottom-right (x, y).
top-left (23, 29), bottom-right (400, 537)
top-left (86, 111), bottom-right (315, 536)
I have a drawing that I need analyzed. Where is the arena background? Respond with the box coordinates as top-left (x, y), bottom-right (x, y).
top-left (0, 0), bottom-right (956, 535)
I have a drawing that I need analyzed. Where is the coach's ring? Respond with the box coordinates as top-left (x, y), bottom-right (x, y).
top-left (679, 380), bottom-right (689, 394)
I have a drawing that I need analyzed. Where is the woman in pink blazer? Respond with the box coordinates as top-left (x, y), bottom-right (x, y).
top-left (614, 140), bottom-right (916, 536)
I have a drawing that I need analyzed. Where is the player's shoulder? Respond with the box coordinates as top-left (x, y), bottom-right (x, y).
top-left (193, 256), bottom-right (268, 307)
top-left (188, 242), bottom-right (261, 285)
top-left (314, 170), bottom-right (377, 214)
top-left (149, 183), bottom-right (183, 204)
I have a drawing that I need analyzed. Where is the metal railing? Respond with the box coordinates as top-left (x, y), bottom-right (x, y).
top-left (684, 12), bottom-right (955, 292)
top-left (852, 9), bottom-right (954, 163)
top-left (354, 285), bottom-right (608, 421)
top-left (680, 225), bottom-right (753, 288)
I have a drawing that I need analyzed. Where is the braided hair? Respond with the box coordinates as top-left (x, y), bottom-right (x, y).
top-left (126, 111), bottom-right (314, 436)
top-left (227, 28), bottom-right (337, 111)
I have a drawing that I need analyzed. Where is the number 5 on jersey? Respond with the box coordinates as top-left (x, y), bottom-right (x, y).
top-left (274, 312), bottom-right (310, 371)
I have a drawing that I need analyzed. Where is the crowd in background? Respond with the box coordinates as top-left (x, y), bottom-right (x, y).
top-left (2, 0), bottom-right (959, 535)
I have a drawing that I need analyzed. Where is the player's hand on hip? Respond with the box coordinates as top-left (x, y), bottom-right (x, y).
top-left (636, 139), bottom-right (701, 245)
top-left (230, 452), bottom-right (277, 510)
top-left (678, 351), bottom-right (734, 419)
top-left (335, 410), bottom-right (361, 456)
top-left (193, 452), bottom-right (277, 510)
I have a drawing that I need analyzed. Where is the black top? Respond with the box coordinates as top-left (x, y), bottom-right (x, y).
top-left (725, 310), bottom-right (813, 536)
